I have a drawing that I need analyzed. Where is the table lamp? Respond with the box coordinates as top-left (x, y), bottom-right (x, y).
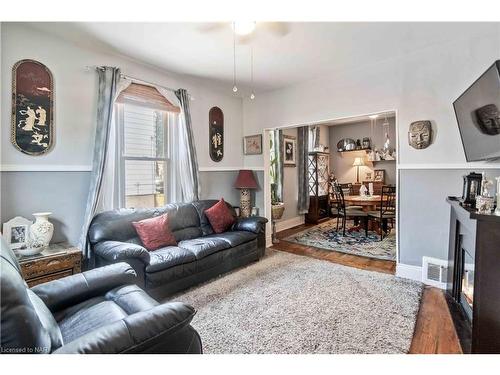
top-left (353, 157), bottom-right (365, 183)
top-left (234, 170), bottom-right (258, 217)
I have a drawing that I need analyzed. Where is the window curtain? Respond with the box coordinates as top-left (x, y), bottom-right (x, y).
top-left (155, 87), bottom-right (199, 203)
top-left (175, 89), bottom-right (199, 202)
top-left (297, 126), bottom-right (310, 214)
top-left (79, 67), bottom-right (130, 267)
top-left (271, 129), bottom-right (284, 203)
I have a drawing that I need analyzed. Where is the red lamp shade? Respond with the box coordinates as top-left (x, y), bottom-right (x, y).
top-left (234, 170), bottom-right (258, 189)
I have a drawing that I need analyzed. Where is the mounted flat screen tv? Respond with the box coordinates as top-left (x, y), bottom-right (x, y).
top-left (453, 60), bottom-right (500, 161)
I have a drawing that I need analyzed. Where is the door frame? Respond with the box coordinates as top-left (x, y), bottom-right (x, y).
top-left (261, 109), bottom-right (400, 264)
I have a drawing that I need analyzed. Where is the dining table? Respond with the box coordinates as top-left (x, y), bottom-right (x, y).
top-left (342, 194), bottom-right (389, 233)
top-left (343, 194), bottom-right (388, 212)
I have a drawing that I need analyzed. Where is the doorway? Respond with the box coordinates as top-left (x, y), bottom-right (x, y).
top-left (263, 110), bottom-right (399, 273)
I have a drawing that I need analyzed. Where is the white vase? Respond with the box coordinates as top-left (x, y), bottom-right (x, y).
top-left (30, 212), bottom-right (54, 248)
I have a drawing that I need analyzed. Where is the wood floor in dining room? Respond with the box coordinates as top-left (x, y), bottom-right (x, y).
top-left (272, 222), bottom-right (462, 354)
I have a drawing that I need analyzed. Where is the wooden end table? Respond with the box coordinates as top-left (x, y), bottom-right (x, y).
top-left (17, 242), bottom-right (82, 287)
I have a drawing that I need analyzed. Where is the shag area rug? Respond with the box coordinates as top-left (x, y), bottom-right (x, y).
top-left (284, 221), bottom-right (396, 261)
top-left (170, 250), bottom-right (422, 354)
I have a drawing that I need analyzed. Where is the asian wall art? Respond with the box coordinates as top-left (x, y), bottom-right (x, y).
top-left (11, 59), bottom-right (54, 155)
top-left (209, 106), bottom-right (224, 162)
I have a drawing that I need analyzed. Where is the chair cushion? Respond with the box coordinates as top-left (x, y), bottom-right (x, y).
top-left (204, 198), bottom-right (235, 233)
top-left (204, 231), bottom-right (258, 247)
top-left (331, 206), bottom-right (363, 214)
top-left (57, 297), bottom-right (129, 344)
top-left (132, 213), bottom-right (177, 250)
top-left (368, 211), bottom-right (396, 219)
top-left (341, 209), bottom-right (368, 216)
top-left (55, 284), bottom-right (159, 345)
top-left (146, 246), bottom-right (196, 273)
top-left (178, 237), bottom-right (231, 260)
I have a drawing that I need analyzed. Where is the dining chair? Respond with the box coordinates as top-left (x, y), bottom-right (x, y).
top-left (331, 183), bottom-right (369, 236)
top-left (368, 185), bottom-right (396, 240)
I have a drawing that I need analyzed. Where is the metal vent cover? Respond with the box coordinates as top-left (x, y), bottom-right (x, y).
top-left (422, 256), bottom-right (447, 289)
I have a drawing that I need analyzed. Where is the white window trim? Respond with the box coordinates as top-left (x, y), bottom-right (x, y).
top-left (117, 103), bottom-right (170, 208)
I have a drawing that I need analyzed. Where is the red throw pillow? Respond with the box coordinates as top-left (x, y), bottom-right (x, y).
top-left (205, 198), bottom-right (236, 234)
top-left (132, 213), bottom-right (177, 251)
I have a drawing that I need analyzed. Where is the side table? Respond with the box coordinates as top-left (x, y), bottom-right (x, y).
top-left (17, 242), bottom-right (82, 287)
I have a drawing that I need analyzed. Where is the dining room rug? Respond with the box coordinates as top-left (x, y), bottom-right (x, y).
top-left (283, 220), bottom-right (396, 261)
top-left (170, 250), bottom-right (421, 353)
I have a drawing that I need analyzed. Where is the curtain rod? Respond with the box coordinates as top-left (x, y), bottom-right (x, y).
top-left (84, 65), bottom-right (178, 94)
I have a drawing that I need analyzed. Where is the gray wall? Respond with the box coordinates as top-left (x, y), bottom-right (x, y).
top-left (1, 171), bottom-right (90, 245)
top-left (399, 168), bottom-right (500, 266)
top-left (328, 117), bottom-right (397, 185)
top-left (0, 170), bottom-right (264, 247)
top-left (199, 170), bottom-right (264, 216)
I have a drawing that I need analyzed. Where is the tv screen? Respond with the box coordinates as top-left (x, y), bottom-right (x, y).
top-left (453, 61), bottom-right (500, 162)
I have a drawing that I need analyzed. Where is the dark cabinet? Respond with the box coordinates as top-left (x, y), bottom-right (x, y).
top-left (306, 152), bottom-right (330, 224)
top-left (447, 197), bottom-right (500, 353)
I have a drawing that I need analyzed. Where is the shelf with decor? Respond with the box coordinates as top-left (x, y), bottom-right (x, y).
top-left (306, 152), bottom-right (330, 224)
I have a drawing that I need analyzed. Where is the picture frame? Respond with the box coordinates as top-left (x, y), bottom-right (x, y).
top-left (2, 216), bottom-right (33, 249)
top-left (365, 172), bottom-right (373, 181)
top-left (374, 169), bottom-right (385, 183)
top-left (283, 135), bottom-right (296, 167)
top-left (243, 134), bottom-right (263, 155)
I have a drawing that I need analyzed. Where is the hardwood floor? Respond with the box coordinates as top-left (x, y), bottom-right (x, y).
top-left (272, 222), bottom-right (462, 354)
top-left (273, 220), bottom-right (396, 274)
top-left (410, 287), bottom-right (462, 354)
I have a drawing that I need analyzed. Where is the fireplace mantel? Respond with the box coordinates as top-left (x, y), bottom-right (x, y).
top-left (446, 196), bottom-right (500, 353)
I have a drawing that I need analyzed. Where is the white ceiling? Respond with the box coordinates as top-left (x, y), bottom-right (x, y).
top-left (28, 22), bottom-right (497, 94)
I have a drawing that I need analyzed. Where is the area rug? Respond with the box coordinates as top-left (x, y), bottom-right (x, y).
top-left (169, 250), bottom-right (422, 354)
top-left (283, 221), bottom-right (396, 261)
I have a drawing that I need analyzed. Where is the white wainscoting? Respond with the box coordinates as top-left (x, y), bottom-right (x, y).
top-left (395, 263), bottom-right (422, 283)
top-left (275, 215), bottom-right (305, 233)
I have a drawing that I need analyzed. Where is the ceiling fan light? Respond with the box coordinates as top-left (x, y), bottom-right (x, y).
top-left (232, 21), bottom-right (256, 36)
top-left (250, 93), bottom-right (255, 100)
top-left (232, 85), bottom-right (238, 93)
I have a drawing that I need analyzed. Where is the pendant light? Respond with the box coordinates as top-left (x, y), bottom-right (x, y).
top-left (250, 45), bottom-right (255, 100)
top-left (232, 23), bottom-right (238, 93)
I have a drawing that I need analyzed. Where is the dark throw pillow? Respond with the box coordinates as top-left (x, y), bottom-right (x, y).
top-left (132, 213), bottom-right (177, 251)
top-left (204, 198), bottom-right (236, 234)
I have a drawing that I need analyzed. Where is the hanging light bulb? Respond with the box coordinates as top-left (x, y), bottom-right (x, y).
top-left (232, 23), bottom-right (238, 94)
top-left (250, 92), bottom-right (255, 100)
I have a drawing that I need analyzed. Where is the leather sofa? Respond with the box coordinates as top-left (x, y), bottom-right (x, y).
top-left (88, 200), bottom-right (268, 298)
top-left (0, 238), bottom-right (202, 354)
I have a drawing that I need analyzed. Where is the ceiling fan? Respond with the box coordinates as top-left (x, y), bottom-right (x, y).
top-left (197, 22), bottom-right (290, 42)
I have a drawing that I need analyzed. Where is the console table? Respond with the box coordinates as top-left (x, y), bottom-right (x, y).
top-left (446, 197), bottom-right (500, 353)
top-left (18, 243), bottom-right (81, 287)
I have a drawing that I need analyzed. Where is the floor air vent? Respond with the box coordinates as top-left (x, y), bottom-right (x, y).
top-left (422, 256), bottom-right (447, 289)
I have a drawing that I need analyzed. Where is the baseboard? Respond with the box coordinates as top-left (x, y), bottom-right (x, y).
top-left (275, 215), bottom-right (305, 233)
top-left (395, 263), bottom-right (422, 283)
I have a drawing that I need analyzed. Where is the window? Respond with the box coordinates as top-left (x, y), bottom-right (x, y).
top-left (115, 83), bottom-right (179, 209)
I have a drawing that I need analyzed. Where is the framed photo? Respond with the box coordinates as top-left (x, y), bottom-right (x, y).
top-left (365, 172), bottom-right (373, 181)
top-left (374, 169), bottom-right (385, 183)
top-left (243, 134), bottom-right (262, 155)
top-left (283, 135), bottom-right (296, 167)
top-left (2, 216), bottom-right (33, 249)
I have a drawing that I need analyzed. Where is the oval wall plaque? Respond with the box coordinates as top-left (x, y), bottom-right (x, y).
top-left (11, 59), bottom-right (54, 155)
top-left (209, 106), bottom-right (224, 162)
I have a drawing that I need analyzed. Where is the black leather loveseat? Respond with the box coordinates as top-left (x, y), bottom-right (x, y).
top-left (0, 238), bottom-right (201, 354)
top-left (88, 200), bottom-right (268, 298)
